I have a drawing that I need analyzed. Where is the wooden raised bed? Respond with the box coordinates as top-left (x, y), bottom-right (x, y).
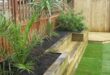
top-left (66, 41), bottom-right (88, 75)
top-left (44, 32), bottom-right (88, 75)
top-left (12, 31), bottom-right (69, 75)
top-left (72, 30), bottom-right (88, 41)
top-left (0, 31), bottom-right (88, 75)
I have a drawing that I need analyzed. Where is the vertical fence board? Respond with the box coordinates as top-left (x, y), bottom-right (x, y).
top-left (74, 0), bottom-right (110, 32)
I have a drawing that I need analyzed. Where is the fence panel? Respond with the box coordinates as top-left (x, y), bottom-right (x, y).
top-left (17, 0), bottom-right (34, 23)
top-left (0, 0), bottom-right (12, 62)
top-left (0, 0), bottom-right (12, 20)
top-left (74, 0), bottom-right (110, 32)
top-left (0, 0), bottom-right (36, 23)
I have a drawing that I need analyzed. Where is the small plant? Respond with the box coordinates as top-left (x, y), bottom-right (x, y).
top-left (45, 22), bottom-right (58, 39)
top-left (57, 11), bottom-right (86, 32)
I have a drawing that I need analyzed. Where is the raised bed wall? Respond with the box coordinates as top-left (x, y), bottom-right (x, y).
top-left (44, 31), bottom-right (88, 75)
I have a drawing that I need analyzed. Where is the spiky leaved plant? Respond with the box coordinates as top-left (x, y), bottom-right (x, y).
top-left (0, 10), bottom-right (42, 75)
top-left (31, 0), bottom-right (65, 22)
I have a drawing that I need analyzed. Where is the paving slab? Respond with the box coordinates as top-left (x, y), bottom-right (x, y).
top-left (89, 32), bottom-right (110, 42)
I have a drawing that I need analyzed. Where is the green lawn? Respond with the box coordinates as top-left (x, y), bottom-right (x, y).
top-left (75, 42), bottom-right (110, 75)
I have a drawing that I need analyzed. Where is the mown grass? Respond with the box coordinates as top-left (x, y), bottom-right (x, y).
top-left (75, 42), bottom-right (110, 75)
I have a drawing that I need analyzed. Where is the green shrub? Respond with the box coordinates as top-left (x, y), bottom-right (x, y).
top-left (57, 11), bottom-right (86, 32)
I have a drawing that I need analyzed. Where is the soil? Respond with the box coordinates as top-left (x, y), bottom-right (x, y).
top-left (21, 31), bottom-right (68, 75)
top-left (0, 31), bottom-right (68, 75)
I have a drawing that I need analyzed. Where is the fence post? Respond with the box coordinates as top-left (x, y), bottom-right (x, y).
top-left (14, 0), bottom-right (19, 23)
top-left (11, 0), bottom-right (19, 23)
top-left (73, 0), bottom-right (74, 8)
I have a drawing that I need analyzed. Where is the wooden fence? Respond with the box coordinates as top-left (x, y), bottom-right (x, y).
top-left (74, 0), bottom-right (110, 32)
top-left (0, 0), bottom-right (39, 23)
top-left (1, 0), bottom-right (110, 31)
top-left (0, 0), bottom-right (11, 20)
top-left (0, 0), bottom-right (61, 62)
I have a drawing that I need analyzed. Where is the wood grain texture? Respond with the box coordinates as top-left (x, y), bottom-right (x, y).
top-left (74, 0), bottom-right (110, 32)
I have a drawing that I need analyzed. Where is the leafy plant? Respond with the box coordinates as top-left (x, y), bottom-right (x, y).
top-left (57, 11), bottom-right (86, 32)
top-left (30, 0), bottom-right (65, 23)
top-left (32, 0), bottom-right (63, 16)
top-left (0, 11), bottom-right (43, 75)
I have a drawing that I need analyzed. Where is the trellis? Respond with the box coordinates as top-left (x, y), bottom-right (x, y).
top-left (0, 0), bottom-right (35, 23)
